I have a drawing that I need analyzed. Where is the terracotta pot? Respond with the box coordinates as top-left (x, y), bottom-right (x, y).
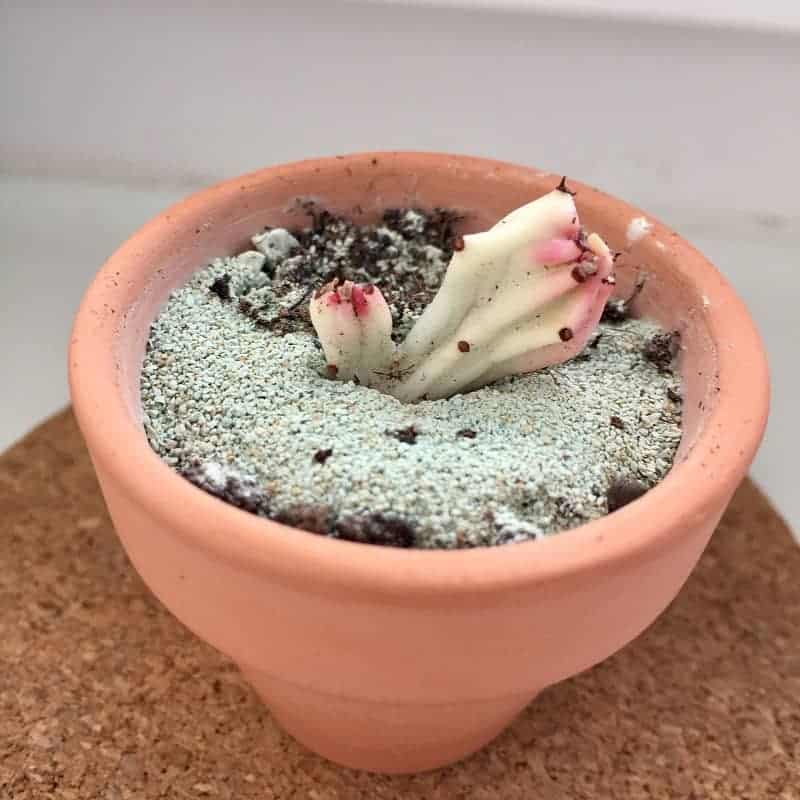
top-left (69, 152), bottom-right (769, 774)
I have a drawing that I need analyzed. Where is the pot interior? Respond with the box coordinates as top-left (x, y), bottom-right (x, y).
top-left (112, 154), bottom-right (719, 465)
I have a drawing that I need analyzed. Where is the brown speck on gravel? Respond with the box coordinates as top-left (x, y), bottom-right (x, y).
top-left (209, 274), bottom-right (232, 302)
top-left (387, 425), bottom-right (418, 445)
top-left (606, 478), bottom-right (649, 512)
top-left (313, 448), bottom-right (333, 465)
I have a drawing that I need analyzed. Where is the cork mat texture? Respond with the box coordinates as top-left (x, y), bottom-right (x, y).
top-left (1, 409), bottom-right (798, 799)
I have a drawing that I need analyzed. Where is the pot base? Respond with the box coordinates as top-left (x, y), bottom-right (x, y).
top-left (240, 665), bottom-right (534, 774)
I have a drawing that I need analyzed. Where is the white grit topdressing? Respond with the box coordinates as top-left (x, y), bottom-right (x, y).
top-left (140, 211), bottom-right (683, 549)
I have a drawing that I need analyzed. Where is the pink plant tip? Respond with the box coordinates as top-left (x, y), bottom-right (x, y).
top-left (309, 278), bottom-right (394, 387)
top-left (309, 184), bottom-right (616, 401)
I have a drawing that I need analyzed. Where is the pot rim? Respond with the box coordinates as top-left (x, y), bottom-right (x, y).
top-left (68, 151), bottom-right (770, 601)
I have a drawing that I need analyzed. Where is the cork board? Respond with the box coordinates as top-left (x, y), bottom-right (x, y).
top-left (1, 409), bottom-right (798, 799)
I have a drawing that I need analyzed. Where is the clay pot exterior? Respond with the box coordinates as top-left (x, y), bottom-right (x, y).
top-left (69, 153), bottom-right (769, 774)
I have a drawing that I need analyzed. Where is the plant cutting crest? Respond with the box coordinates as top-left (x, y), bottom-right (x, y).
top-left (310, 182), bottom-right (615, 401)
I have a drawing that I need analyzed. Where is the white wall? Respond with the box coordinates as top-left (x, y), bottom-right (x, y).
top-left (1, 1), bottom-right (797, 532)
top-left (3, 1), bottom-right (799, 221)
top-left (366, 0), bottom-right (800, 33)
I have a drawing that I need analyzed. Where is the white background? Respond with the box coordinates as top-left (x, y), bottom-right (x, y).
top-left (1, 1), bottom-right (798, 534)
top-left (368, 0), bottom-right (800, 32)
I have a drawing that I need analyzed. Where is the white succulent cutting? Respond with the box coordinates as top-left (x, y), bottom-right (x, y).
top-left (309, 183), bottom-right (615, 402)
